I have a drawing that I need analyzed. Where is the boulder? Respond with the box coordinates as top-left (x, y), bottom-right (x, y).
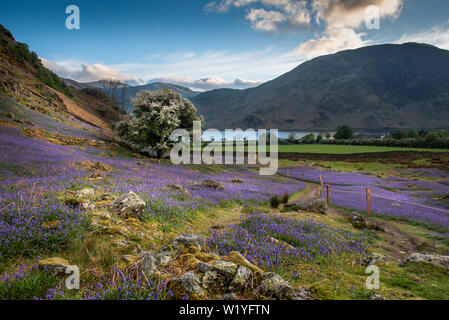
top-left (402, 253), bottom-right (449, 269)
top-left (139, 251), bottom-right (158, 279)
top-left (352, 213), bottom-right (367, 229)
top-left (213, 260), bottom-right (238, 281)
top-left (229, 266), bottom-right (253, 293)
top-left (198, 180), bottom-right (224, 190)
top-left (231, 178), bottom-right (244, 184)
top-left (155, 251), bottom-right (174, 266)
top-left (219, 293), bottom-right (238, 300)
top-left (76, 188), bottom-right (95, 199)
top-left (256, 272), bottom-right (312, 300)
top-left (369, 293), bottom-right (385, 300)
top-left (202, 271), bottom-right (228, 294)
top-left (162, 234), bottom-right (206, 252)
top-left (295, 199), bottom-right (328, 214)
top-left (167, 272), bottom-right (205, 300)
top-left (166, 184), bottom-right (190, 196)
top-left (197, 262), bottom-right (214, 273)
top-left (361, 253), bottom-right (385, 266)
top-left (38, 257), bottom-right (70, 275)
top-left (109, 191), bottom-right (146, 220)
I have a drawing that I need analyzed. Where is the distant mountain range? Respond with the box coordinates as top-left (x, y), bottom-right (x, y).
top-left (191, 43), bottom-right (449, 130)
top-left (64, 43), bottom-right (449, 131)
top-left (65, 79), bottom-right (200, 111)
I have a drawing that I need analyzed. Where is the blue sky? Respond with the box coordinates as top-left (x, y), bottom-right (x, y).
top-left (1, 0), bottom-right (449, 90)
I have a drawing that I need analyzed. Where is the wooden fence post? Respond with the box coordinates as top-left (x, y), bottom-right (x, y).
top-left (319, 175), bottom-right (324, 196)
top-left (327, 185), bottom-right (331, 206)
top-left (366, 187), bottom-right (371, 216)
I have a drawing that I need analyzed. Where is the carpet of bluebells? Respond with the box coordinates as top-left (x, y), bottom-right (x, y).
top-left (208, 213), bottom-right (368, 270)
top-left (0, 125), bottom-right (304, 260)
top-left (279, 167), bottom-right (449, 236)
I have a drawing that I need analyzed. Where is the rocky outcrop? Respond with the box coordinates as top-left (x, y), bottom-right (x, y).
top-left (109, 191), bottom-right (146, 220)
top-left (76, 188), bottom-right (95, 199)
top-left (401, 253), bottom-right (449, 269)
top-left (352, 213), bottom-right (368, 229)
top-left (195, 180), bottom-right (225, 190)
top-left (167, 272), bottom-right (206, 300)
top-left (38, 257), bottom-right (70, 275)
top-left (285, 198), bottom-right (328, 215)
top-left (126, 234), bottom-right (313, 300)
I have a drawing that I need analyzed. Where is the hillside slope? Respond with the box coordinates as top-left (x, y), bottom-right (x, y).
top-left (73, 80), bottom-right (200, 112)
top-left (192, 43), bottom-right (449, 130)
top-left (0, 24), bottom-right (120, 130)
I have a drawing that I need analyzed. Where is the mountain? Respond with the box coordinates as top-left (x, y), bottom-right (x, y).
top-left (0, 25), bottom-right (120, 130)
top-left (71, 80), bottom-right (200, 112)
top-left (192, 43), bottom-right (449, 130)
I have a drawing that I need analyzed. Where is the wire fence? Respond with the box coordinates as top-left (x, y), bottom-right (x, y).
top-left (310, 174), bottom-right (449, 215)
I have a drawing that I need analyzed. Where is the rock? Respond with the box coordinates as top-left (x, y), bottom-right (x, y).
top-left (202, 271), bottom-right (229, 294)
top-left (257, 272), bottom-right (310, 300)
top-left (223, 251), bottom-right (263, 273)
top-left (97, 193), bottom-right (116, 201)
top-left (219, 293), bottom-right (238, 300)
top-left (291, 288), bottom-right (314, 300)
top-left (89, 172), bottom-right (104, 180)
top-left (231, 178), bottom-right (244, 184)
top-left (42, 220), bottom-right (62, 229)
top-left (369, 293), bottom-right (385, 300)
top-left (197, 180), bottom-right (224, 190)
top-left (295, 199), bottom-right (328, 214)
top-left (352, 213), bottom-right (367, 229)
top-left (38, 257), bottom-right (70, 275)
top-left (197, 262), bottom-right (213, 273)
top-left (167, 271), bottom-right (205, 300)
top-left (361, 253), bottom-right (385, 266)
top-left (155, 251), bottom-right (174, 266)
top-left (139, 251), bottom-right (158, 279)
top-left (402, 253), bottom-right (449, 269)
top-left (162, 234), bottom-right (206, 252)
top-left (109, 191), bottom-right (146, 220)
top-left (166, 184), bottom-right (190, 195)
top-left (179, 254), bottom-right (202, 269)
top-left (76, 188), bottom-right (95, 199)
top-left (213, 260), bottom-right (238, 281)
top-left (229, 266), bottom-right (253, 293)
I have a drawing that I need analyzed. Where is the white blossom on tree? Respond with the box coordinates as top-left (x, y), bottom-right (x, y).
top-left (115, 88), bottom-right (203, 158)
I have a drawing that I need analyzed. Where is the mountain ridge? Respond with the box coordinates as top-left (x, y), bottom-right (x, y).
top-left (191, 43), bottom-right (449, 130)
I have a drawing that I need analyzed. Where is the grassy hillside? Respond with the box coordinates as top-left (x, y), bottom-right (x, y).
top-left (192, 43), bottom-right (449, 130)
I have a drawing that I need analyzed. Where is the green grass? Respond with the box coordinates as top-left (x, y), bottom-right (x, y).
top-left (278, 144), bottom-right (448, 154)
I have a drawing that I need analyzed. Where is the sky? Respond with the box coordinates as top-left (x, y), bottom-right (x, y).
top-left (1, 0), bottom-right (449, 91)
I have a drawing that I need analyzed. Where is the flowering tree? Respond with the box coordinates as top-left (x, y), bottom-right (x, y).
top-left (115, 88), bottom-right (202, 158)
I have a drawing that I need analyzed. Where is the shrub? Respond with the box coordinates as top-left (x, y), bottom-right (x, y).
top-left (280, 193), bottom-right (289, 204)
top-left (270, 195), bottom-right (281, 208)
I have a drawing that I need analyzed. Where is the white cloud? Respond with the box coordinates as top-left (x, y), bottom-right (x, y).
top-left (206, 0), bottom-right (310, 31)
top-left (396, 22), bottom-right (449, 50)
top-left (40, 58), bottom-right (133, 82)
top-left (207, 0), bottom-right (405, 59)
top-left (40, 48), bottom-right (296, 91)
top-left (148, 76), bottom-right (263, 91)
top-left (296, 27), bottom-right (366, 58)
top-left (246, 8), bottom-right (287, 31)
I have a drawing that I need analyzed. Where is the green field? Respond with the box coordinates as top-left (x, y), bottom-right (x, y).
top-left (194, 144), bottom-right (448, 154)
top-left (277, 144), bottom-right (448, 154)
